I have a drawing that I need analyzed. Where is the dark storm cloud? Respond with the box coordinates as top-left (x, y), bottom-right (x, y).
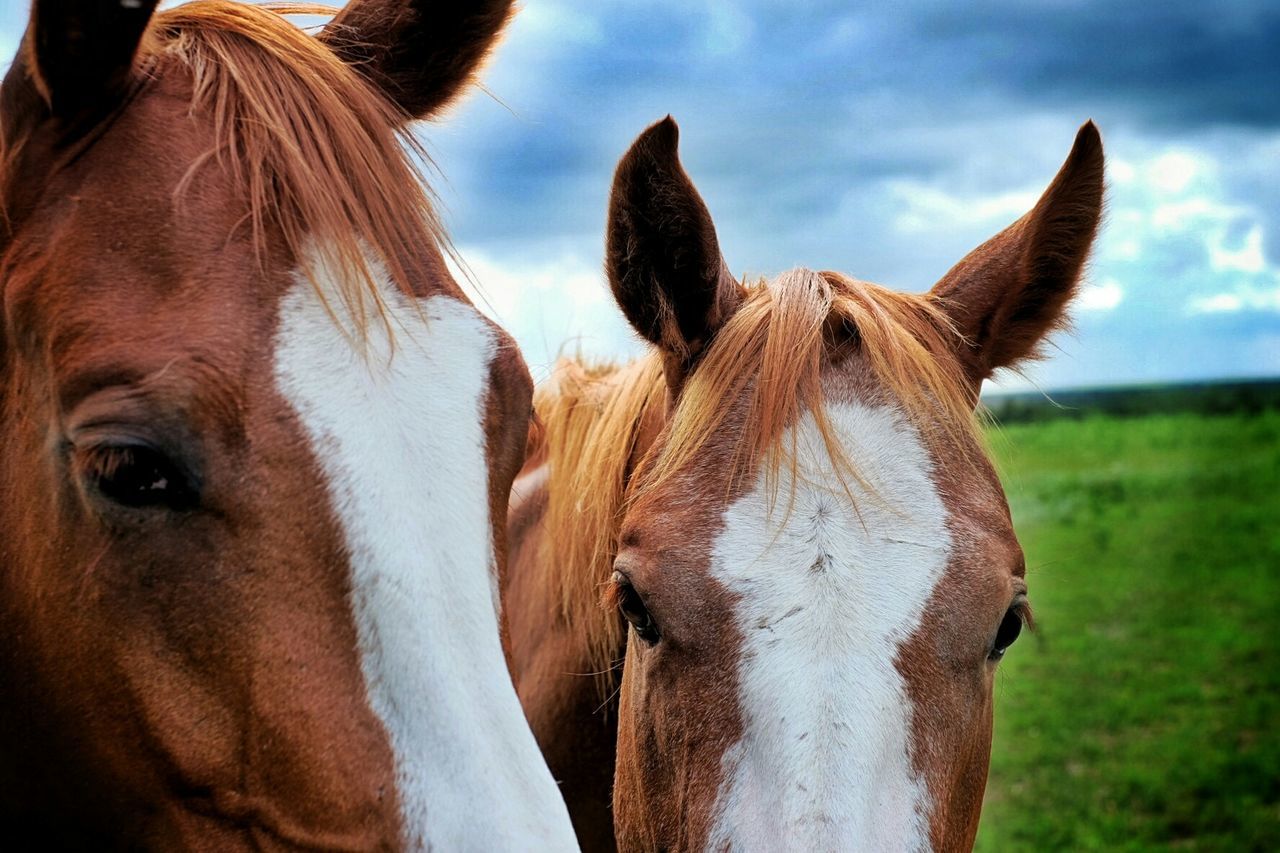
top-left (514, 0), bottom-right (1280, 131)
top-left (431, 0), bottom-right (1278, 263)
top-left (904, 1), bottom-right (1280, 129)
top-left (429, 0), bottom-right (1280, 385)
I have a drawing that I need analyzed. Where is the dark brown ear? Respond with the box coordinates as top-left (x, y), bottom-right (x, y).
top-left (930, 121), bottom-right (1105, 386)
top-left (320, 0), bottom-right (515, 120)
top-left (15, 0), bottom-right (160, 120)
top-left (606, 117), bottom-right (742, 389)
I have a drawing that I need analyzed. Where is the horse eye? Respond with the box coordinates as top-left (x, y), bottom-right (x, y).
top-left (79, 443), bottom-right (198, 511)
top-left (612, 571), bottom-right (660, 645)
top-left (989, 607), bottom-right (1025, 661)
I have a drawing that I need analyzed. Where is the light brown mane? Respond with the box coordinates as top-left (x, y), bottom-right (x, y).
top-left (536, 269), bottom-right (983, 688)
top-left (148, 2), bottom-right (448, 331)
top-left (532, 354), bottom-right (665, 683)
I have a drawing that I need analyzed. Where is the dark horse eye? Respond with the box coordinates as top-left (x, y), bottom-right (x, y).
top-left (80, 443), bottom-right (198, 511)
top-left (612, 571), bottom-right (660, 645)
top-left (990, 607), bottom-right (1025, 661)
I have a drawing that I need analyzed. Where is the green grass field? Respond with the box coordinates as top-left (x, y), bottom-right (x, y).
top-left (974, 411), bottom-right (1280, 851)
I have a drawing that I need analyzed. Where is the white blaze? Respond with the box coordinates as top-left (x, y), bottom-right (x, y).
top-left (274, 256), bottom-right (578, 851)
top-left (708, 402), bottom-right (948, 852)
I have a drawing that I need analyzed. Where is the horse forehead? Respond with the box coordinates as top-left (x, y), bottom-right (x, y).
top-left (56, 75), bottom-right (215, 206)
top-left (698, 402), bottom-right (948, 848)
top-left (8, 94), bottom-right (248, 310)
top-left (711, 400), bottom-right (949, 608)
top-left (9, 225), bottom-right (269, 432)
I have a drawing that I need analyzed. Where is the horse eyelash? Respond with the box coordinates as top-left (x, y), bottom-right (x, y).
top-left (75, 445), bottom-right (135, 482)
top-left (600, 576), bottom-right (623, 612)
top-left (1013, 599), bottom-right (1036, 633)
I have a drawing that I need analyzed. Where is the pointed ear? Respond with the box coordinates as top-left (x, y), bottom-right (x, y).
top-left (930, 122), bottom-right (1105, 386)
top-left (606, 117), bottom-right (742, 389)
top-left (16, 0), bottom-right (160, 120)
top-left (320, 0), bottom-right (515, 120)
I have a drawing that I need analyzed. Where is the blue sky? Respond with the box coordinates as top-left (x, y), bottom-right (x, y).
top-left (4, 1), bottom-right (1277, 391)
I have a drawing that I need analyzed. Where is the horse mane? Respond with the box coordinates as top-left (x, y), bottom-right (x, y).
top-left (533, 355), bottom-right (665, 683)
top-left (535, 269), bottom-right (982, 690)
top-left (651, 269), bottom-right (981, 501)
top-left (146, 1), bottom-right (449, 332)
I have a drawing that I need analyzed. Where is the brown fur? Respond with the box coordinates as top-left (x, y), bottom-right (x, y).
top-left (506, 117), bottom-right (1103, 850)
top-left (152, 1), bottom-right (452, 334)
top-left (24, 0), bottom-right (161, 118)
top-left (931, 121), bottom-right (1105, 385)
top-left (606, 117), bottom-right (741, 386)
top-left (321, 0), bottom-right (516, 119)
top-left (1, 1), bottom-right (528, 846)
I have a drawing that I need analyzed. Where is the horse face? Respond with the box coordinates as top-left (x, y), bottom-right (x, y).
top-left (611, 361), bottom-right (1025, 851)
top-left (0, 2), bottom-right (573, 848)
top-left (603, 117), bottom-right (1102, 850)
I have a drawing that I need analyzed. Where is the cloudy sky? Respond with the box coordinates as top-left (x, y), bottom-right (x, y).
top-left (3, 1), bottom-right (1277, 392)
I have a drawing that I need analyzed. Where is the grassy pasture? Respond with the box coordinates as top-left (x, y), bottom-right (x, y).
top-left (974, 409), bottom-right (1280, 850)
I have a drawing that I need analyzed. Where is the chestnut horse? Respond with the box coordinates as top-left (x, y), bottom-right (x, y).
top-left (0, 1), bottom-right (577, 848)
top-left (506, 117), bottom-right (1103, 851)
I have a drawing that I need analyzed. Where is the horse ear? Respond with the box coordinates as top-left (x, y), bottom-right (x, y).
top-left (607, 117), bottom-right (742, 390)
top-left (321, 0), bottom-right (515, 120)
top-left (930, 121), bottom-right (1105, 386)
top-left (16, 0), bottom-right (160, 120)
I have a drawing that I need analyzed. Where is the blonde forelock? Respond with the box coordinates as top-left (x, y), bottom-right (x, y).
top-left (151, 2), bottom-right (448, 336)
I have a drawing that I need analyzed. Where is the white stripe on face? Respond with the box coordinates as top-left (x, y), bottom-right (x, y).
top-left (708, 402), bottom-right (948, 852)
top-left (274, 255), bottom-right (578, 851)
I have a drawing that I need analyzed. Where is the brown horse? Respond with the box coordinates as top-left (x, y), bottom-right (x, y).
top-left (0, 1), bottom-right (578, 848)
top-left (506, 117), bottom-right (1103, 851)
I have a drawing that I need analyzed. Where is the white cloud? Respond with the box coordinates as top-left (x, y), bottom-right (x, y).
top-left (1150, 197), bottom-right (1246, 232)
top-left (1208, 223), bottom-right (1266, 274)
top-left (888, 182), bottom-right (1040, 234)
top-left (1110, 238), bottom-right (1142, 261)
top-left (1079, 278), bottom-right (1124, 311)
top-left (1146, 150), bottom-right (1203, 194)
top-left (1108, 158), bottom-right (1137, 185)
top-left (519, 3), bottom-right (604, 46)
top-left (1093, 140), bottom-right (1280, 321)
top-left (448, 248), bottom-right (642, 381)
top-left (1188, 287), bottom-right (1280, 315)
top-left (1188, 293), bottom-right (1244, 314)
